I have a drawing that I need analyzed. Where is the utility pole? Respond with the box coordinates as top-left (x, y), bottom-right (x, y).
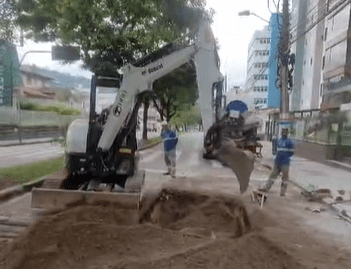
top-left (279, 0), bottom-right (290, 120)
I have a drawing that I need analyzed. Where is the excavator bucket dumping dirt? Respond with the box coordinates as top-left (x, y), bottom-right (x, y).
top-left (217, 140), bottom-right (255, 194)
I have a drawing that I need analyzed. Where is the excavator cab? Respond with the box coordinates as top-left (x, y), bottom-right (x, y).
top-left (63, 76), bottom-right (141, 191)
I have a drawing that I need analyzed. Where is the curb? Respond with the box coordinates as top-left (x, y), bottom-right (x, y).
top-left (0, 176), bottom-right (46, 203)
top-left (0, 140), bottom-right (162, 203)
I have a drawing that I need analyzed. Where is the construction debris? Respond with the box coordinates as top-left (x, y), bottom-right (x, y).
top-left (250, 190), bottom-right (268, 208)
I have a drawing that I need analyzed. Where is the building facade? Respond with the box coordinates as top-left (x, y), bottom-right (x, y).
top-left (290, 0), bottom-right (351, 111)
top-left (245, 13), bottom-right (281, 111)
top-left (321, 1), bottom-right (351, 109)
top-left (290, 0), bottom-right (326, 111)
top-left (245, 26), bottom-right (271, 110)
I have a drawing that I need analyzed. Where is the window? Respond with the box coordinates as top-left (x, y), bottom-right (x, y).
top-left (27, 76), bottom-right (32, 85)
top-left (310, 58), bottom-right (313, 65)
top-left (254, 50), bottom-right (270, 57)
top-left (325, 28), bottom-right (328, 41)
top-left (322, 56), bottom-right (325, 69)
top-left (258, 38), bottom-right (270, 44)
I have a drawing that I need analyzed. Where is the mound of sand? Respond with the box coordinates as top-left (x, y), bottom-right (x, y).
top-left (0, 189), bottom-right (305, 269)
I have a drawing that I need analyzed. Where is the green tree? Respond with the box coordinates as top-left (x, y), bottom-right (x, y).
top-left (170, 104), bottom-right (201, 129)
top-left (152, 61), bottom-right (198, 122)
top-left (0, 0), bottom-right (17, 42)
top-left (14, 0), bottom-right (213, 139)
top-left (15, 0), bottom-right (211, 74)
top-left (140, 91), bottom-right (155, 140)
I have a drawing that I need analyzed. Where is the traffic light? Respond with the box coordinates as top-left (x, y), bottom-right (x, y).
top-left (51, 45), bottom-right (80, 61)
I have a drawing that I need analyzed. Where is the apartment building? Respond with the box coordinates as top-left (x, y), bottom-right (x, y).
top-left (290, 0), bottom-right (351, 111)
top-left (290, 0), bottom-right (325, 110)
top-left (321, 0), bottom-right (351, 109)
top-left (245, 26), bottom-right (271, 110)
top-left (245, 13), bottom-right (281, 111)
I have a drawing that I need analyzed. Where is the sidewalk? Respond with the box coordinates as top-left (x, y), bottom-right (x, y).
top-left (258, 140), bottom-right (351, 194)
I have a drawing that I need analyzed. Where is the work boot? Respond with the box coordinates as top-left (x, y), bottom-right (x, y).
top-left (163, 167), bottom-right (171, 175)
top-left (171, 167), bottom-right (176, 178)
top-left (258, 178), bottom-right (275, 192)
top-left (280, 182), bottom-right (288, 197)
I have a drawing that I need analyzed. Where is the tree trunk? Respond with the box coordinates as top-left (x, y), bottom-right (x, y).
top-left (142, 101), bottom-right (149, 140)
top-left (153, 99), bottom-right (164, 121)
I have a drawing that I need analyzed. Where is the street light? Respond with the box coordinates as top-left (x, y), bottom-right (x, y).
top-left (238, 10), bottom-right (270, 24)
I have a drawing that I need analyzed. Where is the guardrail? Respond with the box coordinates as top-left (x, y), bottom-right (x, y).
top-left (0, 107), bottom-right (80, 143)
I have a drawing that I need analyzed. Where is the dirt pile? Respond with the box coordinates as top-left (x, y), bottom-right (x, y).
top-left (0, 189), bottom-right (306, 269)
top-left (140, 188), bottom-right (251, 237)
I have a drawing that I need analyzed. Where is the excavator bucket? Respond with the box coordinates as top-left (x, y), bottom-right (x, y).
top-left (217, 140), bottom-right (255, 194)
top-left (31, 169), bottom-right (145, 211)
top-left (31, 188), bottom-right (140, 210)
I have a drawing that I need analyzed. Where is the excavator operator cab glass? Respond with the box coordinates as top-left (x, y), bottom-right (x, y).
top-left (93, 76), bottom-right (120, 115)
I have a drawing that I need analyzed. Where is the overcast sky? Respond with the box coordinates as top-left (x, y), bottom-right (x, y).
top-left (17, 0), bottom-right (275, 87)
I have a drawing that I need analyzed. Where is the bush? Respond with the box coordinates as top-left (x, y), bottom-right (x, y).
top-left (60, 107), bottom-right (81, 115)
top-left (19, 102), bottom-right (41, 110)
top-left (19, 102), bottom-right (81, 116)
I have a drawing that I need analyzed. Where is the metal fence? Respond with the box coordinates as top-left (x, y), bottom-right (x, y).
top-left (0, 107), bottom-right (81, 141)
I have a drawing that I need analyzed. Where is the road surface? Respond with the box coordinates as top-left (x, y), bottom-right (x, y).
top-left (0, 142), bottom-right (64, 169)
top-left (139, 131), bottom-right (234, 178)
top-left (0, 131), bottom-right (237, 239)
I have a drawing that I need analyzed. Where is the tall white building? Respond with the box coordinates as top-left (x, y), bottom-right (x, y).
top-left (245, 26), bottom-right (271, 110)
top-left (290, 0), bottom-right (351, 111)
top-left (290, 0), bottom-right (325, 111)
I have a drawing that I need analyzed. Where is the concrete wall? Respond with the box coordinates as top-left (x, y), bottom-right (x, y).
top-left (293, 139), bottom-right (337, 161)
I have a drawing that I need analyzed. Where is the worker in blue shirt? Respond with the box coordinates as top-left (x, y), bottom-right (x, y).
top-left (161, 121), bottom-right (178, 178)
top-left (259, 128), bottom-right (294, 196)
